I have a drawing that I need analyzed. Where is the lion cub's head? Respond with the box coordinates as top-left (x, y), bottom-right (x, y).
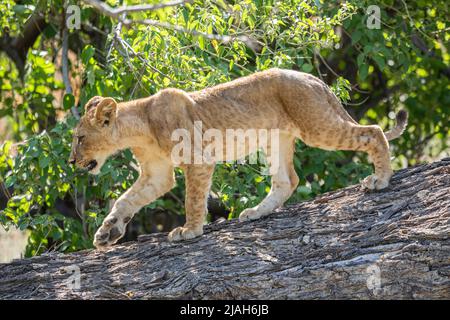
top-left (69, 96), bottom-right (118, 174)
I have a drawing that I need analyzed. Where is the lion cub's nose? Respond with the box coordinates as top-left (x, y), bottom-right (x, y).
top-left (69, 158), bottom-right (76, 165)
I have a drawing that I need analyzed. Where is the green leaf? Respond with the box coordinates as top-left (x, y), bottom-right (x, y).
top-left (357, 53), bottom-right (365, 68)
top-left (198, 36), bottom-right (205, 50)
top-left (351, 30), bottom-right (362, 44)
top-left (87, 69), bottom-right (95, 86)
top-left (81, 45), bottom-right (95, 65)
top-left (13, 4), bottom-right (34, 14)
top-left (39, 155), bottom-right (50, 168)
top-left (297, 186), bottom-right (312, 197)
top-left (301, 63), bottom-right (314, 73)
top-left (372, 55), bottom-right (385, 70)
top-left (63, 93), bottom-right (75, 110)
top-left (359, 64), bottom-right (369, 80)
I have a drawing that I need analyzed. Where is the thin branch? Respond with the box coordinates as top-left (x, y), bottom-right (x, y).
top-left (82, 0), bottom-right (259, 50)
top-left (111, 15), bottom-right (190, 88)
top-left (0, 181), bottom-right (11, 200)
top-left (313, 48), bottom-right (325, 81)
top-left (414, 132), bottom-right (440, 156)
top-left (61, 6), bottom-right (80, 119)
top-left (400, 0), bottom-right (433, 42)
top-left (316, 51), bottom-right (340, 79)
top-left (84, 0), bottom-right (191, 18)
top-left (111, 19), bottom-right (171, 93)
top-left (125, 18), bottom-right (255, 45)
top-left (0, 14), bottom-right (48, 78)
top-left (355, 84), bottom-right (401, 120)
top-left (343, 95), bottom-right (370, 107)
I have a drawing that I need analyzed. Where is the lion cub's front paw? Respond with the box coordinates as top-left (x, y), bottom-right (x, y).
top-left (93, 215), bottom-right (129, 249)
top-left (168, 225), bottom-right (203, 242)
top-left (361, 174), bottom-right (390, 190)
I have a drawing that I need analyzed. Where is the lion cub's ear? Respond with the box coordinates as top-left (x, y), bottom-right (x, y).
top-left (84, 96), bottom-right (102, 112)
top-left (93, 98), bottom-right (117, 127)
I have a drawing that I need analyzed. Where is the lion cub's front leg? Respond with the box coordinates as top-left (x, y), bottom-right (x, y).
top-left (168, 165), bottom-right (215, 242)
top-left (94, 159), bottom-right (175, 249)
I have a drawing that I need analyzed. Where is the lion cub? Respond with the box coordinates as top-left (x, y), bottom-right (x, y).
top-left (69, 68), bottom-right (407, 248)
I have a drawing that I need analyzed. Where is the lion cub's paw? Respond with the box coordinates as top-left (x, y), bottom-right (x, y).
top-left (361, 174), bottom-right (390, 190)
top-left (239, 208), bottom-right (263, 222)
top-left (93, 215), bottom-right (130, 249)
top-left (168, 225), bottom-right (203, 242)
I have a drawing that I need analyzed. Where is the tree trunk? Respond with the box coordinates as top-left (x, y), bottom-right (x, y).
top-left (1, 159), bottom-right (449, 299)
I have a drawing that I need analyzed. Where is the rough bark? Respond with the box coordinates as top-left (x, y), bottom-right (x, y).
top-left (1, 159), bottom-right (449, 300)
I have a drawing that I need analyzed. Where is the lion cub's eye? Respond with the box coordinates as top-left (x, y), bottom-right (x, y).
top-left (77, 136), bottom-right (85, 145)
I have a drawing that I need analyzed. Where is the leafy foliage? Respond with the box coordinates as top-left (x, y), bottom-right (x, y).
top-left (0, 0), bottom-right (448, 255)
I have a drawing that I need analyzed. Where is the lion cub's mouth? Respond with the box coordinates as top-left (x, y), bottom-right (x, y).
top-left (85, 160), bottom-right (98, 171)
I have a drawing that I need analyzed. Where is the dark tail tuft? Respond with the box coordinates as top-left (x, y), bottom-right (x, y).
top-left (384, 110), bottom-right (408, 141)
top-left (396, 109), bottom-right (408, 124)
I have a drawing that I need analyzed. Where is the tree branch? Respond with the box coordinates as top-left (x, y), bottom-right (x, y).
top-left (0, 14), bottom-right (48, 78)
top-left (1, 159), bottom-right (449, 299)
top-left (85, 0), bottom-right (192, 18)
top-left (82, 0), bottom-right (260, 50)
top-left (61, 1), bottom-right (80, 119)
top-left (399, 21), bottom-right (450, 79)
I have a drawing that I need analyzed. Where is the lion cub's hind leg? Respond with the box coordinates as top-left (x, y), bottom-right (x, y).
top-left (356, 126), bottom-right (393, 190)
top-left (239, 134), bottom-right (299, 221)
top-left (168, 164), bottom-right (215, 242)
top-left (304, 123), bottom-right (393, 190)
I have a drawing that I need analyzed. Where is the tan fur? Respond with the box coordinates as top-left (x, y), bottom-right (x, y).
top-left (69, 68), bottom-right (407, 248)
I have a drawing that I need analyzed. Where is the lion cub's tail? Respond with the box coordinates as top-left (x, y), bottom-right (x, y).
top-left (384, 110), bottom-right (408, 141)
